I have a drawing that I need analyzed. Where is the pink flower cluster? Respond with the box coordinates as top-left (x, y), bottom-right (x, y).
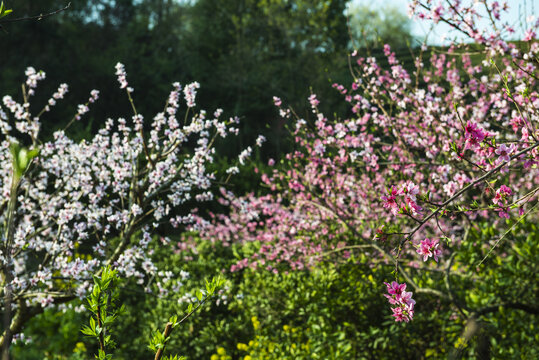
top-left (495, 143), bottom-right (515, 163)
top-left (381, 182), bottom-right (422, 217)
top-left (189, 0), bottom-right (539, 323)
top-left (493, 185), bottom-right (512, 219)
top-left (416, 238), bottom-right (442, 262)
top-left (384, 281), bottom-right (415, 322)
top-left (464, 121), bottom-right (488, 150)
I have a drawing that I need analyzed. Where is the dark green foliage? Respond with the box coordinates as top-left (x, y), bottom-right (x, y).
top-left (0, 1), bottom-right (351, 152)
top-left (12, 216), bottom-right (538, 359)
top-left (0, 0), bottom-right (417, 192)
top-left (10, 307), bottom-right (86, 360)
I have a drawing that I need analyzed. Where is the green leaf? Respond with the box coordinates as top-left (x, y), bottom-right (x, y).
top-left (169, 315), bottom-right (178, 328)
top-left (0, 1), bottom-right (12, 19)
top-left (0, 8), bottom-right (11, 19)
top-left (81, 325), bottom-right (96, 337)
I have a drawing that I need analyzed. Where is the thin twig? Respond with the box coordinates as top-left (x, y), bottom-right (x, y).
top-left (394, 141), bottom-right (539, 277)
top-left (477, 200), bottom-right (539, 267)
top-left (0, 2), bottom-right (70, 24)
top-left (399, 141), bottom-right (539, 250)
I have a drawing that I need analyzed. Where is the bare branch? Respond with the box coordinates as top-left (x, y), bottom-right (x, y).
top-left (0, 3), bottom-right (71, 25)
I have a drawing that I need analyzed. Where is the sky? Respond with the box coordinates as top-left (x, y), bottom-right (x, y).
top-left (350, 0), bottom-right (538, 45)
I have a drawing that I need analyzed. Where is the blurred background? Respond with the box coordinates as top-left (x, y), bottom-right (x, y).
top-left (0, 0), bottom-right (417, 160)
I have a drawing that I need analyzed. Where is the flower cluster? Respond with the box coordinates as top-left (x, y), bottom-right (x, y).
top-left (24, 67), bottom-right (46, 96)
top-left (183, 81), bottom-right (200, 108)
top-left (464, 121), bottom-right (488, 150)
top-left (493, 185), bottom-right (513, 219)
top-left (0, 62), bottom-right (247, 345)
top-left (187, 0), bottom-right (538, 323)
top-left (381, 182), bottom-right (422, 217)
top-left (114, 62), bottom-right (128, 89)
top-left (495, 143), bottom-right (515, 163)
top-left (384, 282), bottom-right (415, 322)
top-left (416, 238), bottom-right (442, 262)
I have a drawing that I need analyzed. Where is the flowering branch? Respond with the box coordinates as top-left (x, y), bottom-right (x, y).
top-left (396, 141), bottom-right (539, 268)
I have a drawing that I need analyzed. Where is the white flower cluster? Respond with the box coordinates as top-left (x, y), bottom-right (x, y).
top-left (0, 65), bottom-right (244, 312)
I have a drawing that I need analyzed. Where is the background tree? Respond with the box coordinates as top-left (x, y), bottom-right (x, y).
top-left (0, 0), bottom-right (379, 158)
top-left (347, 2), bottom-right (415, 50)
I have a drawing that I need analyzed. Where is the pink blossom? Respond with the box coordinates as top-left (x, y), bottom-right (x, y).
top-left (495, 207), bottom-right (510, 219)
top-left (384, 281), bottom-right (415, 322)
top-left (392, 301), bottom-right (415, 322)
top-left (417, 238), bottom-right (442, 262)
top-left (384, 281), bottom-right (406, 297)
top-left (495, 143), bottom-right (515, 162)
top-left (404, 196), bottom-right (423, 216)
top-left (308, 94), bottom-right (320, 108)
top-left (464, 121), bottom-right (487, 149)
top-left (431, 5), bottom-right (443, 23)
top-left (381, 188), bottom-right (399, 215)
top-left (185, 0), bottom-right (539, 325)
top-left (401, 181), bottom-right (420, 201)
top-left (523, 29), bottom-right (536, 42)
top-left (493, 185), bottom-right (512, 206)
